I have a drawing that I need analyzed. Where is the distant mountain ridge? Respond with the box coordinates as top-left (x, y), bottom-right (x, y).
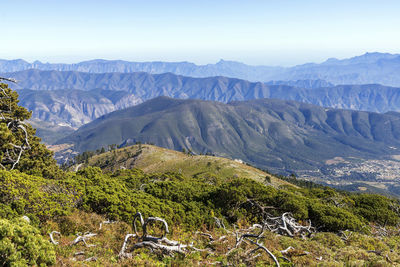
top-left (10, 70), bottom-right (400, 130)
top-left (18, 89), bottom-right (141, 127)
top-left (58, 97), bottom-right (400, 178)
top-left (2, 52), bottom-right (400, 86)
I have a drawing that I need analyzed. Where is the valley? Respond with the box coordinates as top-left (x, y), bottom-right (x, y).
top-left (2, 56), bottom-right (400, 196)
top-left (3, 2), bottom-right (400, 265)
top-left (49, 96), bottom-right (400, 196)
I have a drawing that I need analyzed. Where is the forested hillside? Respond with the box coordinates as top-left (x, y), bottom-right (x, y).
top-left (2, 81), bottom-right (400, 266)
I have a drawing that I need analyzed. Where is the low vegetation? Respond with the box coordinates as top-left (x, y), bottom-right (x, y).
top-left (2, 81), bottom-right (400, 266)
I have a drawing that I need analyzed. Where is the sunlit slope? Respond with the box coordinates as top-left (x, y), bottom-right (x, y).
top-left (78, 144), bottom-right (290, 187)
top-left (59, 96), bottom-right (400, 175)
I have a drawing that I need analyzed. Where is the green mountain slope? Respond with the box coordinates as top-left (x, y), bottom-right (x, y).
top-left (58, 97), bottom-right (400, 179)
top-left (73, 144), bottom-right (289, 188)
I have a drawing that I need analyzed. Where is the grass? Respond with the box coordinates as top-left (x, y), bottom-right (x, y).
top-left (46, 210), bottom-right (400, 266)
top-left (77, 144), bottom-right (290, 187)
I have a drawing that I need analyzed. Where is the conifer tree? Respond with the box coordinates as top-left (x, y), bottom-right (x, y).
top-left (0, 80), bottom-right (60, 178)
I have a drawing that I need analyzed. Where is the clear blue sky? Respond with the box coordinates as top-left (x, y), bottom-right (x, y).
top-left (1, 0), bottom-right (399, 66)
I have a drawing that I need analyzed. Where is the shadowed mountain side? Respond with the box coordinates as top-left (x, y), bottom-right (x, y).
top-left (6, 69), bottom-right (294, 102)
top-left (9, 70), bottom-right (400, 122)
top-left (57, 97), bottom-right (400, 175)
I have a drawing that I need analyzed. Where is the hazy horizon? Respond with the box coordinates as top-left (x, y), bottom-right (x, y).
top-left (1, 51), bottom-right (399, 68)
top-left (1, 0), bottom-right (400, 66)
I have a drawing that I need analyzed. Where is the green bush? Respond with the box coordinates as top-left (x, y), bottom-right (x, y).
top-left (0, 218), bottom-right (56, 266)
top-left (351, 194), bottom-right (400, 225)
top-left (0, 170), bottom-right (79, 221)
top-left (308, 201), bottom-right (364, 231)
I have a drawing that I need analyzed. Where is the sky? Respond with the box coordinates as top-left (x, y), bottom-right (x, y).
top-left (1, 0), bottom-right (400, 66)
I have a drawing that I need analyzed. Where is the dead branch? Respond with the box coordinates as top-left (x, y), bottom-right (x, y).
top-left (120, 213), bottom-right (210, 259)
top-left (99, 220), bottom-right (116, 230)
top-left (132, 241), bottom-right (186, 255)
top-left (83, 256), bottom-right (97, 262)
top-left (196, 231), bottom-right (214, 241)
top-left (280, 246), bottom-right (295, 254)
top-left (133, 212), bottom-right (144, 236)
top-left (49, 231), bottom-right (61, 245)
top-left (143, 217), bottom-right (169, 238)
top-left (71, 232), bottom-right (97, 247)
top-left (0, 77), bottom-right (18, 83)
top-left (0, 83), bottom-right (31, 170)
top-left (264, 212), bottom-right (314, 237)
top-left (118, 234), bottom-right (137, 258)
top-left (339, 230), bottom-right (353, 241)
top-left (246, 238), bottom-right (280, 267)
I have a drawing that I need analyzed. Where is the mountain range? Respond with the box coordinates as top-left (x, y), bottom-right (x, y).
top-left (2, 52), bottom-right (400, 86)
top-left (18, 89), bottom-right (141, 127)
top-left (57, 97), bottom-right (400, 181)
top-left (9, 69), bottom-right (400, 131)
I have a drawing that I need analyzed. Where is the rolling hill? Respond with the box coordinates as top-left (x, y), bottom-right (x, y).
top-left (57, 97), bottom-right (400, 181)
top-left (72, 144), bottom-right (290, 188)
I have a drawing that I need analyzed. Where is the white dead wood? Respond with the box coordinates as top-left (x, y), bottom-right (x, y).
top-left (246, 238), bottom-right (280, 267)
top-left (71, 232), bottom-right (97, 247)
top-left (99, 220), bottom-right (116, 230)
top-left (213, 217), bottom-right (226, 229)
top-left (118, 234), bottom-right (137, 258)
top-left (49, 231), bottom-right (61, 245)
top-left (0, 79), bottom-right (31, 170)
top-left (120, 213), bottom-right (209, 259)
top-left (0, 77), bottom-right (18, 83)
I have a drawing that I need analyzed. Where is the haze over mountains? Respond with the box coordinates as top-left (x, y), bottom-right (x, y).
top-left (18, 89), bottom-right (140, 127)
top-left (2, 52), bottom-right (400, 86)
top-left (3, 52), bottom-right (400, 192)
top-left (7, 69), bottom-right (400, 129)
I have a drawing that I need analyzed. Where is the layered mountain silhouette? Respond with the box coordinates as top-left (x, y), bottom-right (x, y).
top-left (18, 89), bottom-right (141, 127)
top-left (58, 97), bottom-right (400, 175)
top-left (10, 69), bottom-right (400, 129)
top-left (2, 52), bottom-right (400, 86)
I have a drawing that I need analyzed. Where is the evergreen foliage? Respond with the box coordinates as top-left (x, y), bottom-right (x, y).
top-left (0, 218), bottom-right (56, 266)
top-left (0, 83), bottom-right (61, 178)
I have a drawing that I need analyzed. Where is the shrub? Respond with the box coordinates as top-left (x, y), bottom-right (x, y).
top-left (351, 194), bottom-right (400, 225)
top-left (0, 170), bottom-right (79, 221)
top-left (0, 218), bottom-right (56, 266)
top-left (308, 201), bottom-right (364, 232)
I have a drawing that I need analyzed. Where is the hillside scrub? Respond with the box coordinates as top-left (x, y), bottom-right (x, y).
top-left (0, 218), bottom-right (56, 266)
top-left (2, 83), bottom-right (400, 265)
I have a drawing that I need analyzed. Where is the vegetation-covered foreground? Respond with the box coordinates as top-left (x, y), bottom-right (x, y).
top-left (2, 81), bottom-right (400, 266)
